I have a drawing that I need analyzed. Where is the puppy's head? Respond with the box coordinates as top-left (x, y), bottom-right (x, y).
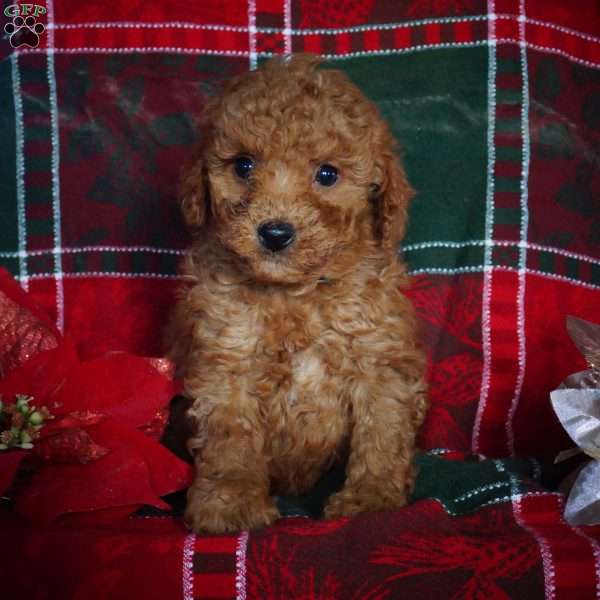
top-left (181, 54), bottom-right (413, 284)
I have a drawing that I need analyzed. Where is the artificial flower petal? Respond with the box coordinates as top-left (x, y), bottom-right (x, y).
top-left (50, 352), bottom-right (179, 429)
top-left (15, 419), bottom-right (192, 524)
top-left (0, 268), bottom-right (60, 377)
top-left (0, 338), bottom-right (80, 411)
top-left (34, 428), bottom-right (110, 464)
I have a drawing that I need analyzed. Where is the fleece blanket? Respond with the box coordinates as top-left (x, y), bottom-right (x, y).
top-left (1, 0), bottom-right (599, 598)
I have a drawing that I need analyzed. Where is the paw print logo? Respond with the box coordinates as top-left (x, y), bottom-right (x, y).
top-left (5, 15), bottom-right (45, 48)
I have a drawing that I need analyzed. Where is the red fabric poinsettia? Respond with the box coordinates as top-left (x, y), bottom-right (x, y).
top-left (0, 269), bottom-right (192, 524)
top-left (0, 268), bottom-right (60, 378)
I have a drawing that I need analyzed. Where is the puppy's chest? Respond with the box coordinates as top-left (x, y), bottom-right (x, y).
top-left (249, 303), bottom-right (347, 407)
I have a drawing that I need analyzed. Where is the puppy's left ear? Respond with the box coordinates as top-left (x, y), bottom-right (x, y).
top-left (372, 148), bottom-right (414, 256)
top-left (179, 153), bottom-right (209, 231)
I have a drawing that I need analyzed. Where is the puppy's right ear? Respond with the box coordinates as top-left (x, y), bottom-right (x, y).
top-left (179, 154), bottom-right (208, 230)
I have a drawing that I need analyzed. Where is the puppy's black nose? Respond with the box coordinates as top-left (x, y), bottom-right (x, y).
top-left (257, 220), bottom-right (295, 252)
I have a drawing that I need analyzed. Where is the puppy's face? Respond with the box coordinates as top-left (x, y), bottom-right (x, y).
top-left (182, 55), bottom-right (413, 284)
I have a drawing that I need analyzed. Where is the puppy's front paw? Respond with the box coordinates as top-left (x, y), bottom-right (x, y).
top-left (184, 482), bottom-right (280, 534)
top-left (324, 484), bottom-right (408, 520)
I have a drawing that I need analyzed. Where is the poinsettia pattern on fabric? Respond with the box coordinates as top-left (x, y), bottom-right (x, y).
top-left (409, 275), bottom-right (484, 451)
top-left (371, 524), bottom-right (540, 599)
top-left (246, 502), bottom-right (543, 599)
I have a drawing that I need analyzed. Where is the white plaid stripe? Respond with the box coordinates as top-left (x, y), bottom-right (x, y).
top-left (181, 533), bottom-right (195, 600)
top-left (15, 267), bottom-right (600, 291)
top-left (19, 47), bottom-right (253, 56)
top-left (46, 0), bottom-right (65, 333)
top-left (10, 53), bottom-right (28, 292)
top-left (17, 42), bottom-right (600, 71)
top-left (1, 240), bottom-right (598, 266)
top-left (248, 0), bottom-right (257, 70)
top-left (235, 531), bottom-right (249, 600)
top-left (497, 460), bottom-right (558, 600)
top-left (46, 16), bottom-right (600, 45)
top-left (283, 0), bottom-right (292, 55)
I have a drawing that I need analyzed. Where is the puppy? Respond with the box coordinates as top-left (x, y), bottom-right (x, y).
top-left (167, 54), bottom-right (428, 534)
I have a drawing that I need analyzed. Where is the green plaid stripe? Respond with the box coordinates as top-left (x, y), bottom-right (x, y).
top-left (491, 244), bottom-right (520, 269)
top-left (27, 252), bottom-right (54, 276)
top-left (3, 244), bottom-right (598, 288)
top-left (335, 48), bottom-right (488, 258)
top-left (492, 44), bottom-right (525, 245)
top-left (0, 58), bottom-right (18, 254)
top-left (50, 248), bottom-right (182, 276)
top-left (0, 255), bottom-right (19, 275)
top-left (403, 243), bottom-right (484, 272)
top-left (412, 453), bottom-right (537, 516)
top-left (402, 242), bottom-right (600, 288)
top-left (530, 248), bottom-right (600, 287)
top-left (1, 22), bottom-right (597, 293)
top-left (19, 53), bottom-right (54, 257)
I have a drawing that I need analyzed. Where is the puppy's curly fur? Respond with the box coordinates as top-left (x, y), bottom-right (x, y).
top-left (167, 55), bottom-right (428, 534)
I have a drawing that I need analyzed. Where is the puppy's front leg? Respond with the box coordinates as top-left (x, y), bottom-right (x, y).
top-left (185, 383), bottom-right (279, 534)
top-left (324, 373), bottom-right (427, 520)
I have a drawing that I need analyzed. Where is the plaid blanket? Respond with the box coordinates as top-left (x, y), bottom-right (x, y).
top-left (1, 0), bottom-right (600, 598)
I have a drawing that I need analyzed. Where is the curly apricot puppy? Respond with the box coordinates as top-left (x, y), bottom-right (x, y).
top-left (167, 54), bottom-right (428, 534)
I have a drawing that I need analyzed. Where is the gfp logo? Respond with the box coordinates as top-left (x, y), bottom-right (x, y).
top-left (4, 4), bottom-right (47, 48)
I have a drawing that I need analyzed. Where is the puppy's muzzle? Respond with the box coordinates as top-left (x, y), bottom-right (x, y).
top-left (257, 220), bottom-right (296, 252)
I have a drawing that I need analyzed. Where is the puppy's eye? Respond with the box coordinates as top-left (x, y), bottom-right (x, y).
top-left (315, 164), bottom-right (339, 187)
top-left (233, 156), bottom-right (255, 180)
